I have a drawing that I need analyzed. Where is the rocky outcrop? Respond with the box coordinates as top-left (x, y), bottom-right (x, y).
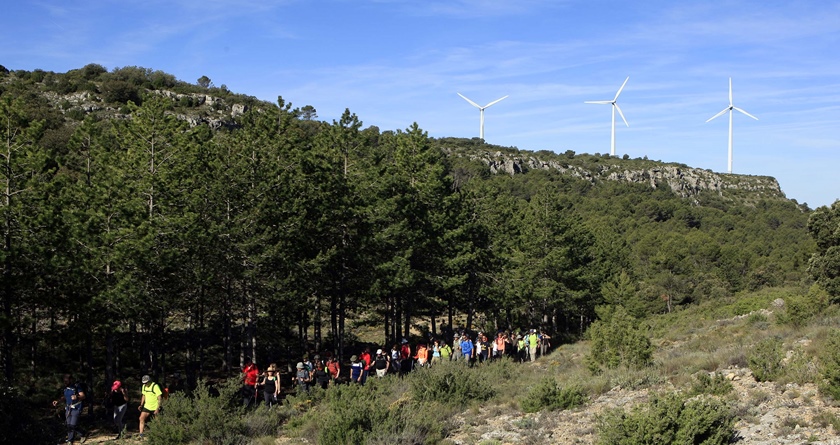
top-left (457, 150), bottom-right (785, 202)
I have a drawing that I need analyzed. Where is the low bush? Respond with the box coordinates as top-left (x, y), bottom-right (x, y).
top-left (520, 378), bottom-right (586, 413)
top-left (410, 361), bottom-right (494, 406)
top-left (147, 379), bottom-right (245, 445)
top-left (748, 337), bottom-right (784, 382)
top-left (690, 372), bottom-right (733, 397)
top-left (596, 393), bottom-right (735, 445)
top-left (818, 330), bottom-right (840, 401)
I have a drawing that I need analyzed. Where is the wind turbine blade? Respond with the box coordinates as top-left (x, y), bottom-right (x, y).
top-left (584, 100), bottom-right (612, 104)
top-left (614, 76), bottom-right (630, 101)
top-left (614, 103), bottom-right (629, 127)
top-left (706, 108), bottom-right (729, 123)
top-left (484, 95), bottom-right (508, 108)
top-left (728, 78), bottom-right (733, 106)
top-left (457, 93), bottom-right (481, 109)
top-left (733, 106), bottom-right (758, 120)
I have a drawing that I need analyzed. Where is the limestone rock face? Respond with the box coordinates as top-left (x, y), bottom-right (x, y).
top-left (458, 150), bottom-right (786, 202)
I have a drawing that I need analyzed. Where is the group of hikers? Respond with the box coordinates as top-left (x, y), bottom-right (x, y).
top-left (243, 328), bottom-right (552, 403)
top-left (55, 373), bottom-right (166, 443)
top-left (54, 328), bottom-right (550, 443)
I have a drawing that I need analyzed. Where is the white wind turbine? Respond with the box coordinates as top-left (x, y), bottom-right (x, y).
top-left (458, 93), bottom-right (508, 140)
top-left (706, 77), bottom-right (758, 174)
top-left (585, 76), bottom-right (629, 156)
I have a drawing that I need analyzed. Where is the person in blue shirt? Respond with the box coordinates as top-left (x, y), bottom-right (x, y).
top-left (52, 374), bottom-right (87, 444)
top-left (349, 355), bottom-right (364, 384)
top-left (460, 335), bottom-right (474, 364)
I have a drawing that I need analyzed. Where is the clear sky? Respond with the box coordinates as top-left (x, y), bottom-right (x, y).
top-left (2, 0), bottom-right (839, 208)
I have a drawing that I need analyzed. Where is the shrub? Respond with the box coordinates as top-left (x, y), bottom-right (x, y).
top-left (596, 393), bottom-right (735, 445)
top-left (818, 330), bottom-right (840, 400)
top-left (690, 373), bottom-right (733, 397)
top-left (587, 305), bottom-right (653, 372)
top-left (777, 285), bottom-right (829, 327)
top-left (748, 337), bottom-right (784, 382)
top-left (146, 379), bottom-right (245, 445)
top-left (0, 385), bottom-right (60, 444)
top-left (410, 361), bottom-right (494, 406)
top-left (520, 378), bottom-right (586, 413)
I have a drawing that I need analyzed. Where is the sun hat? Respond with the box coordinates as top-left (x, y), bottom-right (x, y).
top-left (141, 375), bottom-right (150, 384)
top-left (111, 380), bottom-right (122, 391)
top-left (296, 362), bottom-right (304, 369)
top-left (350, 355), bottom-right (358, 362)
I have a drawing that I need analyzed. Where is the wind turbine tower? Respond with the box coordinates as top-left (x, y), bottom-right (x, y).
top-left (585, 77), bottom-right (630, 156)
top-left (458, 93), bottom-right (508, 140)
top-left (706, 77), bottom-right (758, 174)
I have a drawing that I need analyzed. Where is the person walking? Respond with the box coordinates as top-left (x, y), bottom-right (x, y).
top-left (259, 364), bottom-right (281, 407)
top-left (109, 379), bottom-right (129, 438)
top-left (373, 349), bottom-right (390, 377)
top-left (52, 374), bottom-right (87, 444)
top-left (241, 358), bottom-right (260, 408)
top-left (138, 375), bottom-right (163, 439)
top-left (294, 362), bottom-right (311, 393)
top-left (326, 355), bottom-right (341, 383)
top-left (527, 329), bottom-right (539, 362)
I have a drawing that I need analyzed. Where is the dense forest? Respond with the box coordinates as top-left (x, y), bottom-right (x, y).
top-left (0, 64), bottom-right (830, 394)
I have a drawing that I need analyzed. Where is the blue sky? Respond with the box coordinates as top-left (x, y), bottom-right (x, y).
top-left (2, 0), bottom-right (839, 208)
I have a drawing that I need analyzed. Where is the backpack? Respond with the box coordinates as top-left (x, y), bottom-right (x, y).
top-left (375, 355), bottom-right (388, 370)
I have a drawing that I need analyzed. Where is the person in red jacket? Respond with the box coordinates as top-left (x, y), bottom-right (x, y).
top-left (242, 357), bottom-right (259, 408)
top-left (359, 347), bottom-right (372, 385)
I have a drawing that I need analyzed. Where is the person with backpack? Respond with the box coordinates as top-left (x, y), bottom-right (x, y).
top-left (241, 357), bottom-right (260, 408)
top-left (312, 362), bottom-right (331, 389)
top-left (326, 355), bottom-right (341, 383)
top-left (440, 340), bottom-right (452, 362)
top-left (349, 355), bottom-right (364, 384)
top-left (399, 339), bottom-right (412, 375)
top-left (389, 344), bottom-right (401, 374)
top-left (359, 347), bottom-right (372, 385)
top-left (373, 349), bottom-right (390, 377)
top-left (527, 329), bottom-right (540, 362)
top-left (294, 362), bottom-right (311, 393)
top-left (52, 374), bottom-right (88, 444)
top-left (109, 379), bottom-right (129, 439)
top-left (138, 375), bottom-right (163, 439)
top-left (460, 334), bottom-right (474, 365)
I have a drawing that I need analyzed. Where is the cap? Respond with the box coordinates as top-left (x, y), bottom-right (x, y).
top-left (141, 375), bottom-right (150, 383)
top-left (296, 362), bottom-right (304, 369)
top-left (401, 338), bottom-right (408, 344)
top-left (111, 380), bottom-right (122, 391)
top-left (376, 349), bottom-right (383, 355)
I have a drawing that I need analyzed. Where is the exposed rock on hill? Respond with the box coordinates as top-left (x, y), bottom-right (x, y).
top-left (449, 149), bottom-right (787, 202)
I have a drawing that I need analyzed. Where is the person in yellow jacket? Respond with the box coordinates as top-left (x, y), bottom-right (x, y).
top-left (138, 375), bottom-right (163, 438)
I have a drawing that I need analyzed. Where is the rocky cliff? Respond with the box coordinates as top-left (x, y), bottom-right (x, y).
top-left (447, 148), bottom-right (788, 203)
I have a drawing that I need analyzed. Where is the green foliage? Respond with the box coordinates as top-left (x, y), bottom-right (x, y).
top-left (101, 79), bottom-right (142, 104)
top-left (520, 378), bottom-right (586, 413)
top-left (587, 306), bottom-right (653, 372)
top-left (777, 285), bottom-right (830, 327)
top-left (689, 373), bottom-right (733, 397)
top-left (410, 361), bottom-right (494, 406)
top-left (748, 337), bottom-right (784, 382)
top-left (596, 393), bottom-right (735, 445)
top-left (147, 379), bottom-right (245, 445)
top-left (302, 381), bottom-right (450, 445)
top-left (0, 386), bottom-right (60, 444)
top-left (807, 202), bottom-right (840, 302)
top-left (818, 330), bottom-right (840, 401)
